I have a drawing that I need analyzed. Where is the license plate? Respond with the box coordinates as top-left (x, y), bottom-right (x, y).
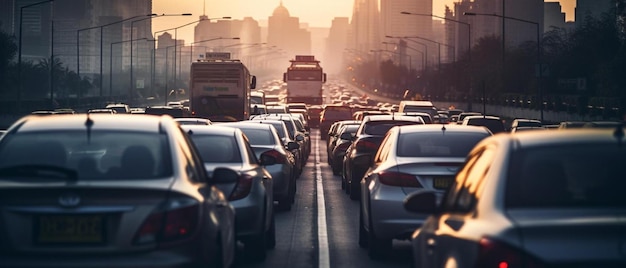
top-left (36, 215), bottom-right (105, 244)
top-left (433, 177), bottom-right (453, 190)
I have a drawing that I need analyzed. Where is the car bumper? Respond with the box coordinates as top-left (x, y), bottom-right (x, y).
top-left (369, 188), bottom-right (430, 240)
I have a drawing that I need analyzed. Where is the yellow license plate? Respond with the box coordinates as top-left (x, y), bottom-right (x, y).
top-left (433, 177), bottom-right (453, 190)
top-left (37, 215), bottom-right (104, 244)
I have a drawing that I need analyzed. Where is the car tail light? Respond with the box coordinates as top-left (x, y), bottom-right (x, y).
top-left (262, 149), bottom-right (288, 164)
top-left (378, 171), bottom-right (422, 187)
top-left (355, 139), bottom-right (379, 152)
top-left (475, 237), bottom-right (543, 268)
top-left (134, 200), bottom-right (200, 244)
top-left (229, 174), bottom-right (254, 201)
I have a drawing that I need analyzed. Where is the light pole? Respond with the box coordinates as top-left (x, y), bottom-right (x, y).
top-left (110, 37), bottom-right (147, 99)
top-left (387, 36), bottom-right (427, 70)
top-left (17, 0), bottom-right (54, 114)
top-left (77, 14), bottom-right (157, 100)
top-left (130, 13), bottom-right (192, 103)
top-left (464, 12), bottom-right (543, 121)
top-left (371, 49), bottom-right (412, 71)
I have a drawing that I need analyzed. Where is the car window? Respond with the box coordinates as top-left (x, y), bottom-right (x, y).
top-left (363, 121), bottom-right (418, 136)
top-left (453, 146), bottom-right (495, 212)
top-left (506, 144), bottom-right (626, 208)
top-left (396, 132), bottom-right (490, 157)
top-left (239, 128), bottom-right (275, 146)
top-left (188, 135), bottom-right (242, 163)
top-left (374, 131), bottom-right (394, 164)
top-left (0, 130), bottom-right (172, 180)
top-left (441, 146), bottom-right (486, 212)
top-left (241, 135), bottom-right (259, 165)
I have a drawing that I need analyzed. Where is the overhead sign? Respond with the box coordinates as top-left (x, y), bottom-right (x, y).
top-left (205, 52), bottom-right (231, 60)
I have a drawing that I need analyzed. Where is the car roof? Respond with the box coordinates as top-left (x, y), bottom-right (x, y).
top-left (396, 124), bottom-right (492, 134)
top-left (180, 124), bottom-right (238, 136)
top-left (362, 114), bottom-right (425, 123)
top-left (10, 114), bottom-right (173, 133)
top-left (478, 128), bottom-right (625, 150)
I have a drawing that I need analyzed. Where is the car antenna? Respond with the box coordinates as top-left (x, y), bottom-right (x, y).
top-left (84, 113), bottom-right (94, 144)
top-left (614, 123), bottom-right (624, 147)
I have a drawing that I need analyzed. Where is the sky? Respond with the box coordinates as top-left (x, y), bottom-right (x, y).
top-left (153, 0), bottom-right (576, 44)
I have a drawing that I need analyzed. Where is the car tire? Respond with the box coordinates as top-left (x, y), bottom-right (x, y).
top-left (368, 216), bottom-right (392, 260)
top-left (358, 208), bottom-right (368, 248)
top-left (244, 217), bottom-right (268, 261)
top-left (266, 213), bottom-right (276, 249)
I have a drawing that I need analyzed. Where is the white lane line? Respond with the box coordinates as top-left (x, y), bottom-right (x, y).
top-left (316, 137), bottom-right (330, 268)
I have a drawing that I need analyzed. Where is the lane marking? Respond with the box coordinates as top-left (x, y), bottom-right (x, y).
top-left (316, 136), bottom-right (330, 268)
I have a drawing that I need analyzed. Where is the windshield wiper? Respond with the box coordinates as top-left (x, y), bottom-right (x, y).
top-left (0, 165), bottom-right (78, 181)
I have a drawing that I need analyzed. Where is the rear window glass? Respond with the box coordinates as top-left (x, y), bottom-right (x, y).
top-left (188, 135), bottom-right (242, 163)
top-left (363, 121), bottom-right (419, 135)
top-left (466, 118), bottom-right (505, 133)
top-left (396, 132), bottom-right (489, 157)
top-left (0, 131), bottom-right (172, 180)
top-left (506, 144), bottom-right (626, 208)
top-left (239, 128), bottom-right (275, 146)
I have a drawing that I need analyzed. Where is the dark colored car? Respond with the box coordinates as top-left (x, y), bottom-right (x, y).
top-left (320, 104), bottom-right (353, 140)
top-left (343, 115), bottom-right (425, 200)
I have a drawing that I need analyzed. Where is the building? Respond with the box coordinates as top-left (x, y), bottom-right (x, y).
top-left (544, 2), bottom-right (569, 32)
top-left (324, 17), bottom-right (350, 75)
top-left (349, 0), bottom-right (380, 55)
top-left (380, 0), bottom-right (433, 68)
top-left (267, 1), bottom-right (311, 56)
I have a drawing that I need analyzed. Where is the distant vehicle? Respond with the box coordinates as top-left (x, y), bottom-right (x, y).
top-left (398, 100), bottom-right (437, 118)
top-left (87, 109), bottom-right (116, 114)
top-left (283, 55), bottom-right (326, 105)
top-left (144, 106), bottom-right (190, 118)
top-left (174, 117), bottom-right (212, 125)
top-left (510, 118), bottom-right (542, 132)
top-left (105, 103), bottom-right (130, 114)
top-left (189, 53), bottom-right (256, 122)
top-left (558, 121), bottom-right (586, 129)
top-left (251, 91), bottom-right (266, 105)
top-left (461, 115), bottom-right (506, 134)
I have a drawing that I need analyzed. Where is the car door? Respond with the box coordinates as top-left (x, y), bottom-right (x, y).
top-left (417, 144), bottom-right (496, 268)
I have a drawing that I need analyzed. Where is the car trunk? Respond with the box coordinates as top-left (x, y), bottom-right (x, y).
top-left (395, 157), bottom-right (465, 195)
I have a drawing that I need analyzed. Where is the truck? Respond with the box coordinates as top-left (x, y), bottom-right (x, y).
top-left (283, 55), bottom-right (326, 105)
top-left (189, 52), bottom-right (256, 122)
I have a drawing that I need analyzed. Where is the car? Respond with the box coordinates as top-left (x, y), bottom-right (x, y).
top-left (247, 118), bottom-right (305, 177)
top-left (181, 124), bottom-right (277, 261)
top-left (358, 124), bottom-right (492, 259)
top-left (319, 104), bottom-right (353, 140)
top-left (174, 117), bottom-right (213, 125)
top-left (307, 105), bottom-right (323, 128)
top-left (105, 103), bottom-right (130, 114)
top-left (405, 128), bottom-right (626, 268)
top-left (144, 105), bottom-right (190, 118)
top-left (343, 114), bottom-right (425, 200)
top-left (219, 122), bottom-right (298, 211)
top-left (250, 104), bottom-right (267, 117)
top-left (0, 114), bottom-right (237, 268)
top-left (461, 115), bottom-right (506, 134)
top-left (456, 112), bottom-right (482, 124)
top-left (251, 114), bottom-right (309, 170)
top-left (398, 100), bottom-right (438, 118)
top-left (88, 108), bottom-right (117, 114)
top-left (326, 120), bottom-right (361, 164)
top-left (330, 124), bottom-right (360, 175)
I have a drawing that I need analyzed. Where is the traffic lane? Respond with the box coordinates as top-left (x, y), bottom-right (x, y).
top-left (233, 145), bottom-right (316, 268)
top-left (321, 137), bottom-right (412, 267)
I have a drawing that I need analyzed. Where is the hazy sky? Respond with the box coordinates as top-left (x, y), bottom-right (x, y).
top-left (153, 0), bottom-right (576, 43)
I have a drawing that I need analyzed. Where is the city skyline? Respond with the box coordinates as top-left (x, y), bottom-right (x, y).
top-left (153, 0), bottom-right (575, 45)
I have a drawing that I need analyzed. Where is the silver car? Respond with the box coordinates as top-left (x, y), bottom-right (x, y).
top-left (405, 128), bottom-right (626, 268)
top-left (359, 124), bottom-right (492, 259)
top-left (0, 114), bottom-right (236, 268)
top-left (181, 124), bottom-right (276, 261)
top-left (219, 122), bottom-right (299, 211)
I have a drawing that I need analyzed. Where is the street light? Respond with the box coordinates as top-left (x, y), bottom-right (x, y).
top-left (370, 49), bottom-right (412, 71)
top-left (76, 13), bottom-right (157, 100)
top-left (130, 13), bottom-right (192, 102)
top-left (464, 12), bottom-right (543, 121)
top-left (17, 0), bottom-right (54, 114)
top-left (387, 36), bottom-right (427, 70)
top-left (110, 37), bottom-right (147, 99)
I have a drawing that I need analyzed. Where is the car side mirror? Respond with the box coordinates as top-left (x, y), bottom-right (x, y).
top-left (287, 141), bottom-right (300, 150)
top-left (403, 191), bottom-right (439, 214)
top-left (212, 167), bottom-right (239, 184)
top-left (259, 151), bottom-right (278, 166)
top-left (295, 134), bottom-right (305, 142)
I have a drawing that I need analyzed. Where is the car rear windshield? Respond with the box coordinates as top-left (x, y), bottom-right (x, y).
top-left (506, 144), bottom-right (626, 208)
top-left (396, 132), bottom-right (490, 157)
top-left (188, 135), bottom-right (242, 163)
top-left (0, 131), bottom-right (172, 180)
top-left (239, 128), bottom-right (276, 146)
top-left (362, 120), bottom-right (419, 136)
top-left (323, 108), bottom-right (352, 120)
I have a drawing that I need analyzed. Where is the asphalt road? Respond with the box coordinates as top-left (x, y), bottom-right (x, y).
top-left (234, 129), bottom-right (412, 268)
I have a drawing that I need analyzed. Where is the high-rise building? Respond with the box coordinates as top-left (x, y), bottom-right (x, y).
top-left (576, 0), bottom-right (612, 24)
top-left (267, 1), bottom-right (311, 56)
top-left (380, 0), bottom-right (433, 67)
top-left (325, 17), bottom-right (350, 74)
top-left (349, 0), bottom-right (380, 55)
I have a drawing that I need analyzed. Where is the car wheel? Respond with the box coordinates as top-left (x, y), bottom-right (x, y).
top-left (244, 218), bottom-right (267, 261)
top-left (349, 175), bottom-right (360, 201)
top-left (266, 213), bottom-right (276, 249)
top-left (358, 208), bottom-right (368, 248)
top-left (368, 216), bottom-right (392, 260)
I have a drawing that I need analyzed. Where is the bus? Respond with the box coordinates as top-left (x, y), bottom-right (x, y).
top-left (189, 53), bottom-right (256, 122)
